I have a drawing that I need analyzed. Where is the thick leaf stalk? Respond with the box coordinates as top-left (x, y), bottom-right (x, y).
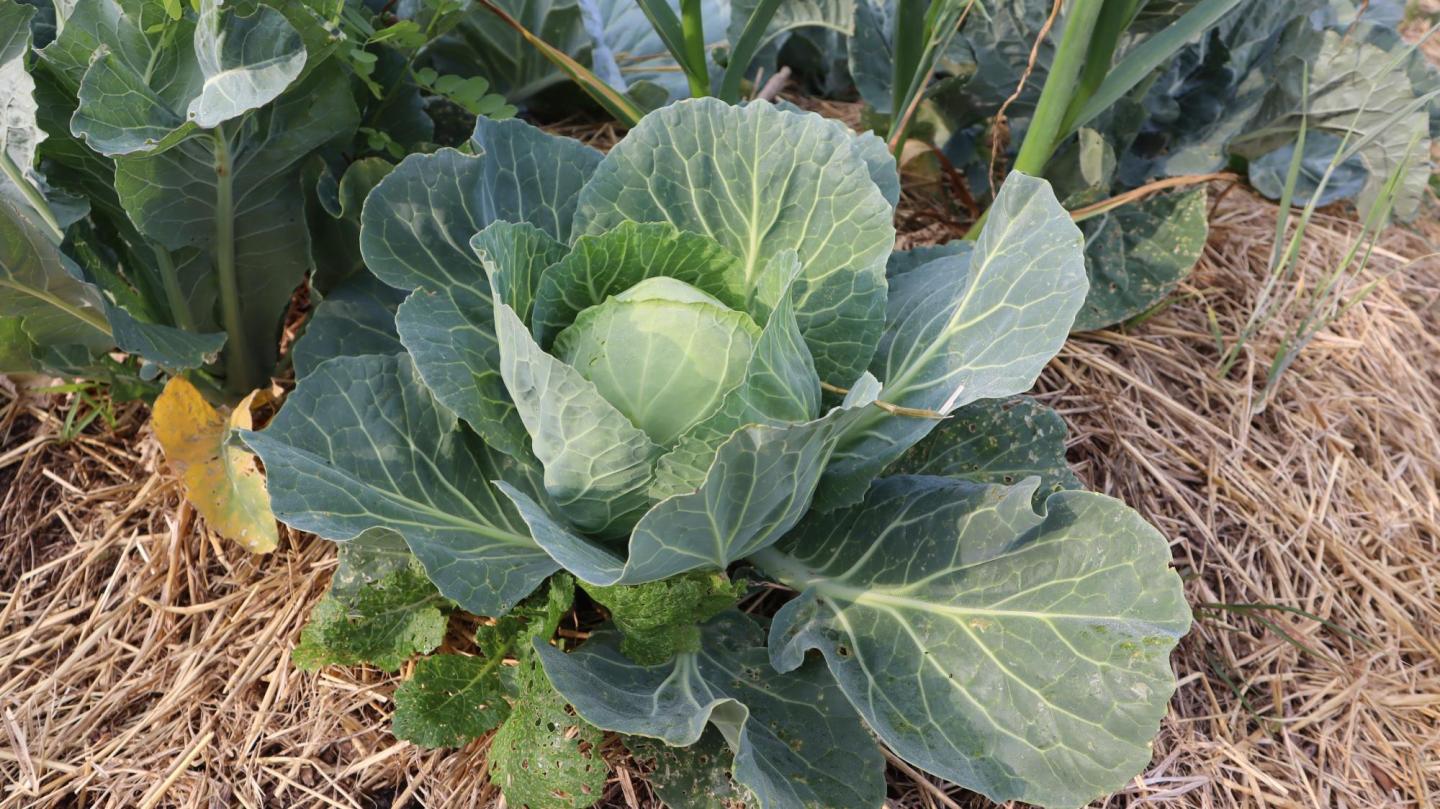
top-left (210, 126), bottom-right (256, 395)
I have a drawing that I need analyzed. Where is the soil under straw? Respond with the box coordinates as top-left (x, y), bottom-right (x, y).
top-left (3, 114), bottom-right (1440, 808)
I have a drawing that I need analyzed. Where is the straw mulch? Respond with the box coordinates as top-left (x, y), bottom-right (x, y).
top-left (4, 127), bottom-right (1440, 809)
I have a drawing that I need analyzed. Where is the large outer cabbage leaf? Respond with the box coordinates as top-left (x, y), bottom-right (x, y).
top-left (429, 0), bottom-right (590, 105)
top-left (1118, 0), bottom-right (1437, 219)
top-left (1118, 0), bottom-right (1319, 184)
top-left (536, 611), bottom-right (885, 809)
top-left (584, 0), bottom-right (729, 102)
top-left (943, 0), bottom-right (1056, 126)
top-left (0, 0), bottom-right (54, 219)
top-left (66, 0), bottom-right (306, 154)
top-left (111, 62), bottom-right (356, 383)
top-left (1233, 29), bottom-right (1434, 220)
top-left (574, 98), bottom-right (895, 387)
top-left (818, 172), bottom-right (1087, 509)
top-left (242, 354), bottom-right (560, 616)
top-left (754, 476), bottom-right (1191, 809)
top-left (1071, 187), bottom-right (1208, 332)
top-left (307, 157), bottom-right (395, 294)
top-left (1, 0), bottom-right (223, 374)
top-left (848, 0), bottom-right (972, 117)
top-left (289, 273), bottom-right (405, 379)
top-left (727, 0), bottom-right (855, 65)
top-left (440, 0), bottom-right (848, 107)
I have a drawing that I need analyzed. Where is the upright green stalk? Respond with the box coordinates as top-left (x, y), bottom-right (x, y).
top-left (888, 0), bottom-right (973, 160)
top-left (679, 0), bottom-right (710, 98)
top-left (211, 125), bottom-right (255, 394)
top-left (967, 0), bottom-right (1107, 238)
top-left (1008, 0), bottom-right (1106, 179)
top-left (891, 0), bottom-right (928, 116)
top-left (1058, 0), bottom-right (1142, 136)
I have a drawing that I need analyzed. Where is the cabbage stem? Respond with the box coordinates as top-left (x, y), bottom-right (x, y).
top-left (211, 126), bottom-right (255, 395)
top-left (819, 381), bottom-right (949, 420)
top-left (891, 0), bottom-right (928, 118)
top-left (1058, 0), bottom-right (1144, 137)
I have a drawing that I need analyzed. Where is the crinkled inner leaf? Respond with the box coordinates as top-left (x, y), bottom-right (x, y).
top-left (497, 376), bottom-right (880, 587)
top-left (490, 656), bottom-right (607, 809)
top-left (530, 221), bottom-right (749, 347)
top-left (573, 98), bottom-right (895, 386)
top-left (291, 561), bottom-right (446, 673)
top-left (393, 653), bottom-right (510, 748)
top-left (0, 197), bottom-right (112, 371)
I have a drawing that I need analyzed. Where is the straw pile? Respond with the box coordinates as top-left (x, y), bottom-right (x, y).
top-left (3, 119), bottom-right (1440, 809)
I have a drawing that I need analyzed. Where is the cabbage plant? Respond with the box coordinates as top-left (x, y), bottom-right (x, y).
top-left (246, 99), bottom-right (1191, 809)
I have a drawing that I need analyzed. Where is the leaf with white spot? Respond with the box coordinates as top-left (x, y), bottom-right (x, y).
top-left (887, 395), bottom-right (1081, 507)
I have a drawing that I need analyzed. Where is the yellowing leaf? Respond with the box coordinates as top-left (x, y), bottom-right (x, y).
top-left (154, 377), bottom-right (278, 553)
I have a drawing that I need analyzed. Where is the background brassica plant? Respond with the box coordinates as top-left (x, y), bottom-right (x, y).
top-left (245, 98), bottom-right (1192, 809)
top-left (0, 0), bottom-right (524, 551)
top-left (0, 0), bottom-right (516, 399)
top-left (1, 0), bottom-right (354, 394)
